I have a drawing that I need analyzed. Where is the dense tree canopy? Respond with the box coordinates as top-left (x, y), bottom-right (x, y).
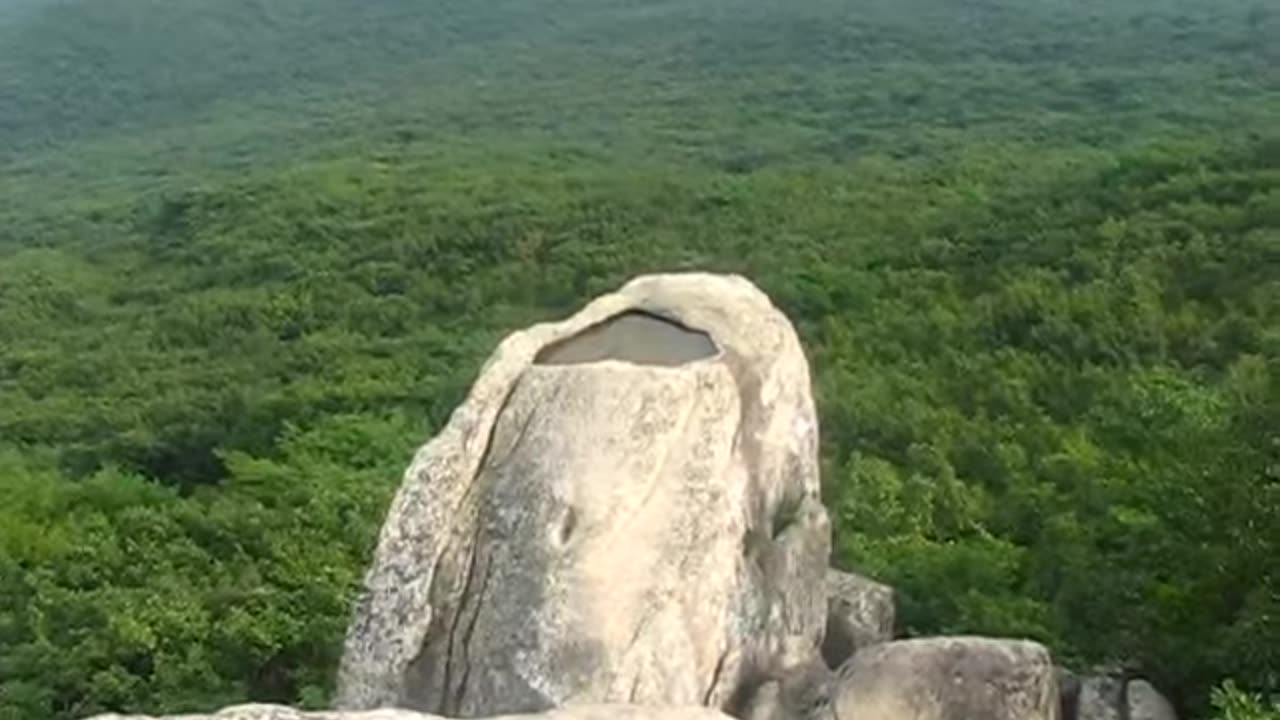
top-left (0, 0), bottom-right (1277, 718)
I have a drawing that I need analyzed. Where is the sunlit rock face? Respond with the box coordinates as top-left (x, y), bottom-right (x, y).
top-left (335, 273), bottom-right (830, 718)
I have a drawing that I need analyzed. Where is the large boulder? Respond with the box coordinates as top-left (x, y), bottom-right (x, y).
top-left (820, 569), bottom-right (894, 669)
top-left (336, 274), bottom-right (831, 716)
top-left (831, 636), bottom-right (1059, 720)
top-left (87, 704), bottom-right (735, 720)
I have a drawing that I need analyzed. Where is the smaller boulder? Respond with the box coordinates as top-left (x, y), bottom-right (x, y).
top-left (831, 636), bottom-right (1058, 720)
top-left (1076, 673), bottom-right (1126, 720)
top-left (821, 569), bottom-right (894, 669)
top-left (1071, 673), bottom-right (1178, 720)
top-left (1127, 679), bottom-right (1178, 720)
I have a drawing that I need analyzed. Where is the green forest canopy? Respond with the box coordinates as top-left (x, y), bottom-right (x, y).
top-left (0, 0), bottom-right (1277, 718)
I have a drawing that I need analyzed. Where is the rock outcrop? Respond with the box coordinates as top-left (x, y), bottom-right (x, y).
top-left (336, 274), bottom-right (831, 716)
top-left (88, 704), bottom-right (735, 720)
top-left (75, 273), bottom-right (1185, 720)
top-left (830, 636), bottom-right (1059, 720)
top-left (820, 569), bottom-right (894, 669)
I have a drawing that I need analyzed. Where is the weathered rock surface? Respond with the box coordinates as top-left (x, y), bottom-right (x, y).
top-left (336, 274), bottom-right (831, 716)
top-left (1076, 673), bottom-right (1125, 720)
top-left (1070, 673), bottom-right (1179, 720)
top-left (1127, 679), bottom-right (1178, 720)
top-left (831, 636), bottom-right (1059, 720)
top-left (820, 569), bottom-right (894, 669)
top-left (738, 660), bottom-right (834, 720)
top-left (87, 704), bottom-right (735, 720)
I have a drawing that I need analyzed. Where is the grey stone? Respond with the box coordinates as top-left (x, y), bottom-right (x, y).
top-left (85, 704), bottom-right (736, 720)
top-left (1127, 679), bottom-right (1178, 720)
top-left (831, 636), bottom-right (1059, 720)
top-left (738, 661), bottom-right (834, 720)
top-left (335, 273), bottom-right (831, 716)
top-left (820, 569), bottom-right (894, 669)
top-left (1076, 674), bottom-right (1125, 720)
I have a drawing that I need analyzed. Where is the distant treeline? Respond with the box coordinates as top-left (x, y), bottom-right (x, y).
top-left (0, 0), bottom-right (1277, 718)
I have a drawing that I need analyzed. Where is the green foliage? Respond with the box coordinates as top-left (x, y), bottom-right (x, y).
top-left (3, 0), bottom-right (1279, 218)
top-left (1211, 681), bottom-right (1280, 720)
top-left (0, 416), bottom-right (417, 719)
top-left (1, 0), bottom-right (1278, 718)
